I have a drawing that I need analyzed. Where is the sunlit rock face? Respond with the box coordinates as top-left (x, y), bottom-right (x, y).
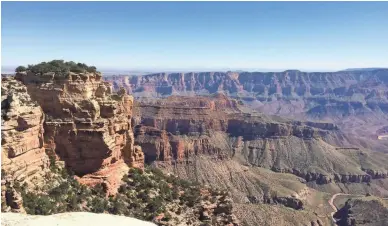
top-left (1, 77), bottom-right (49, 182)
top-left (15, 71), bottom-right (144, 195)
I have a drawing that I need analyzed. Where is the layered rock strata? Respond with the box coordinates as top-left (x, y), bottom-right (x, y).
top-left (106, 70), bottom-right (388, 114)
top-left (106, 70), bottom-right (388, 153)
top-left (1, 77), bottom-right (49, 181)
top-left (15, 71), bottom-right (144, 194)
top-left (134, 95), bottom-right (388, 185)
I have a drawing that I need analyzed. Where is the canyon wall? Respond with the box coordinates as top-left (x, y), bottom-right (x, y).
top-left (1, 77), bottom-right (49, 182)
top-left (106, 69), bottom-right (388, 153)
top-left (133, 94), bottom-right (388, 186)
top-left (10, 71), bottom-right (144, 194)
top-left (106, 70), bottom-right (388, 111)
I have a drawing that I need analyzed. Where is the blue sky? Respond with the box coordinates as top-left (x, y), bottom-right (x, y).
top-left (2, 2), bottom-right (388, 71)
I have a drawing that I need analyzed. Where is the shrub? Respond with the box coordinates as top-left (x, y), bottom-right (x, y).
top-left (109, 196), bottom-right (127, 215)
top-left (23, 193), bottom-right (54, 215)
top-left (15, 66), bottom-right (27, 72)
top-left (150, 167), bottom-right (165, 179)
top-left (20, 60), bottom-right (98, 77)
top-left (91, 197), bottom-right (108, 213)
top-left (146, 197), bottom-right (164, 213)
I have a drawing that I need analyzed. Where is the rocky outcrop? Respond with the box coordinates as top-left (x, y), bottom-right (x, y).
top-left (1, 176), bottom-right (26, 213)
top-left (227, 116), bottom-right (335, 139)
top-left (334, 197), bottom-right (388, 226)
top-left (197, 189), bottom-right (239, 226)
top-left (362, 168), bottom-right (388, 179)
top-left (15, 71), bottom-right (144, 194)
top-left (134, 125), bottom-right (230, 163)
top-left (290, 171), bottom-right (372, 184)
top-left (246, 195), bottom-right (304, 210)
top-left (1, 77), bottom-right (49, 181)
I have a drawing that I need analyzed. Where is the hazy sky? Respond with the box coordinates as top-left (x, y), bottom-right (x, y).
top-left (2, 2), bottom-right (388, 71)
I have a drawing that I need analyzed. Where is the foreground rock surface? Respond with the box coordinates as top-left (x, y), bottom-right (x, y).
top-left (1, 212), bottom-right (157, 226)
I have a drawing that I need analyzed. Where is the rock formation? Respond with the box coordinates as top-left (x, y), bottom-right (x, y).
top-left (1, 177), bottom-right (26, 214)
top-left (334, 197), bottom-right (388, 226)
top-left (13, 71), bottom-right (144, 195)
top-left (1, 77), bottom-right (49, 182)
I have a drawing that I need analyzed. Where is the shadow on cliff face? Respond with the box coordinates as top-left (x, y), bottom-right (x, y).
top-left (140, 143), bottom-right (159, 164)
top-left (49, 133), bottom-right (106, 176)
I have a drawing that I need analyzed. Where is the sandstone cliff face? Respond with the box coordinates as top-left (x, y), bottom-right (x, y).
top-left (15, 71), bottom-right (144, 194)
top-left (1, 77), bottom-right (49, 181)
top-left (134, 125), bottom-right (231, 163)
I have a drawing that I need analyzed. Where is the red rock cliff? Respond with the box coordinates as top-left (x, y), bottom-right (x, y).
top-left (15, 71), bottom-right (144, 194)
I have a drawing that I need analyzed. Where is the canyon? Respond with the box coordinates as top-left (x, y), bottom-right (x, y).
top-left (2, 66), bottom-right (388, 226)
top-left (107, 69), bottom-right (388, 153)
top-left (133, 94), bottom-right (388, 185)
top-left (131, 92), bottom-right (388, 225)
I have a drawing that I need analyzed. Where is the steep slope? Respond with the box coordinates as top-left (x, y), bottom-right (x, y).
top-left (156, 156), bottom-right (332, 226)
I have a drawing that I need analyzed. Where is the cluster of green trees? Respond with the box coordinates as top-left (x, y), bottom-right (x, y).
top-left (16, 165), bottom-right (212, 224)
top-left (19, 166), bottom-right (92, 215)
top-left (15, 60), bottom-right (97, 75)
top-left (115, 167), bottom-right (202, 220)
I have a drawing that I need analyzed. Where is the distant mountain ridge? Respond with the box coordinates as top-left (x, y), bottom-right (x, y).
top-left (343, 68), bottom-right (388, 72)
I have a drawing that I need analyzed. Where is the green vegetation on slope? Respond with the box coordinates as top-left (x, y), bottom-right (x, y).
top-left (14, 162), bottom-right (235, 225)
top-left (15, 60), bottom-right (97, 75)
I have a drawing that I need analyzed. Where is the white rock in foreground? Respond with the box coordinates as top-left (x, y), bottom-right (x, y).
top-left (1, 212), bottom-right (157, 226)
